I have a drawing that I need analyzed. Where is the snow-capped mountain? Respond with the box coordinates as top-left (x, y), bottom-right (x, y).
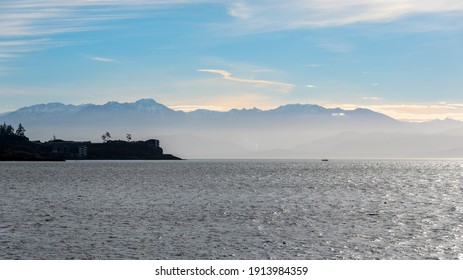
top-left (1, 99), bottom-right (400, 127)
top-left (14, 102), bottom-right (84, 114)
top-left (2, 99), bottom-right (463, 158)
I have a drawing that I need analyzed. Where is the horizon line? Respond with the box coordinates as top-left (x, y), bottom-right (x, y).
top-left (2, 98), bottom-right (463, 123)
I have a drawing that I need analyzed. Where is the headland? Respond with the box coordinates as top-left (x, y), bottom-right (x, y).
top-left (0, 123), bottom-right (181, 161)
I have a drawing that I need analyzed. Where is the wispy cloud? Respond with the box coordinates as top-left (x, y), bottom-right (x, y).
top-left (198, 69), bottom-right (295, 92)
top-left (0, 38), bottom-right (52, 61)
top-left (2, 0), bottom-right (463, 63)
top-left (3, 0), bottom-right (461, 41)
top-left (305, 84), bottom-right (317, 88)
top-left (89, 56), bottom-right (116, 63)
top-left (0, 3), bottom-right (125, 38)
top-left (225, 0), bottom-right (463, 33)
top-left (227, 2), bottom-right (253, 20)
top-left (0, 0), bottom-right (210, 62)
top-left (0, 0), bottom-right (210, 38)
top-left (1, 0), bottom-right (462, 46)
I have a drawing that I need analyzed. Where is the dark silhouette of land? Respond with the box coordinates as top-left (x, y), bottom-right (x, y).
top-left (0, 123), bottom-right (181, 161)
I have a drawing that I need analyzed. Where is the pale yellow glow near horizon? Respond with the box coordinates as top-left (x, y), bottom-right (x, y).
top-left (167, 101), bottom-right (463, 122)
top-left (323, 103), bottom-right (463, 122)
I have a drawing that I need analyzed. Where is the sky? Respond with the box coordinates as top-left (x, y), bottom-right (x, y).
top-left (1, 0), bottom-right (463, 121)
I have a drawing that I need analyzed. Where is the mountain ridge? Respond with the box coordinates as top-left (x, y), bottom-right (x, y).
top-left (6, 98), bottom-right (460, 125)
top-left (2, 99), bottom-right (463, 159)
top-left (3, 98), bottom-right (397, 118)
top-left (2, 98), bottom-right (403, 129)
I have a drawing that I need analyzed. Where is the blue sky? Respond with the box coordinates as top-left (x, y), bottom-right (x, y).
top-left (1, 0), bottom-right (463, 121)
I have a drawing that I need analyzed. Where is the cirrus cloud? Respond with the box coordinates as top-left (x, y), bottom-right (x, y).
top-left (89, 56), bottom-right (116, 63)
top-left (226, 0), bottom-right (463, 33)
top-left (0, 0), bottom-right (213, 62)
top-left (198, 68), bottom-right (295, 93)
top-left (2, 0), bottom-right (463, 61)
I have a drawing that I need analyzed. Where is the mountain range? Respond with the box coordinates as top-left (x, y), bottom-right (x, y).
top-left (2, 99), bottom-right (463, 159)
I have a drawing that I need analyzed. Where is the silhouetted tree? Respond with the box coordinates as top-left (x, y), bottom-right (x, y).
top-left (102, 132), bottom-right (111, 142)
top-left (0, 122), bottom-right (14, 135)
top-left (15, 123), bottom-right (26, 137)
top-left (126, 134), bottom-right (132, 142)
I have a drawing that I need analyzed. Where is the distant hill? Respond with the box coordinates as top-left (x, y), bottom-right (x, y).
top-left (0, 133), bottom-right (181, 161)
top-left (1, 98), bottom-right (402, 130)
top-left (2, 99), bottom-right (463, 159)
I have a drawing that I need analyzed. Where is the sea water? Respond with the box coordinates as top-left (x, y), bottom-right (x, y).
top-left (1, 160), bottom-right (463, 259)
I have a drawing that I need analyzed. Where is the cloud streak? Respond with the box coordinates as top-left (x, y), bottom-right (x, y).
top-left (89, 56), bottom-right (116, 63)
top-left (198, 69), bottom-right (295, 92)
top-left (2, 0), bottom-right (461, 40)
top-left (1, 1), bottom-right (462, 45)
top-left (226, 0), bottom-right (463, 33)
top-left (0, 0), bottom-right (211, 63)
top-left (2, 0), bottom-right (463, 62)
top-left (0, 38), bottom-right (53, 64)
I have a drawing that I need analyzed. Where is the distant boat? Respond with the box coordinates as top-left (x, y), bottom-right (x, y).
top-left (321, 159), bottom-right (329, 161)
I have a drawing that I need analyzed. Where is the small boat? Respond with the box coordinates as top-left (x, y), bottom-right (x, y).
top-left (321, 159), bottom-right (329, 161)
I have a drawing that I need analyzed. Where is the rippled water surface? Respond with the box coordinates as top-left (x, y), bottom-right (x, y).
top-left (1, 160), bottom-right (463, 259)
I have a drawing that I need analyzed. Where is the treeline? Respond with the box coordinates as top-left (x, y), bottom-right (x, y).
top-left (0, 122), bottom-right (26, 137)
